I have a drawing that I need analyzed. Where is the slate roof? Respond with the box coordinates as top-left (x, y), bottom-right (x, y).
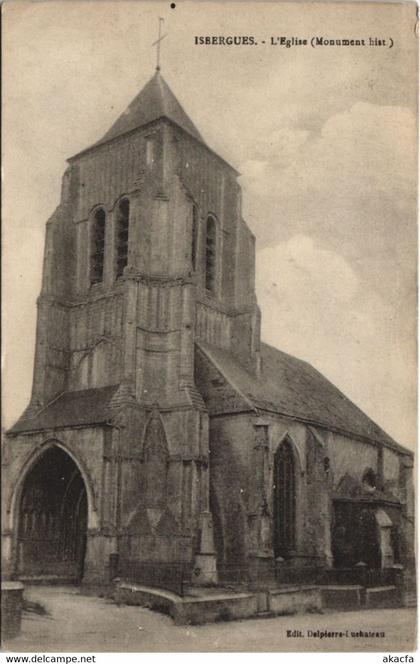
top-left (85, 70), bottom-right (204, 153)
top-left (196, 341), bottom-right (410, 455)
top-left (9, 385), bottom-right (119, 434)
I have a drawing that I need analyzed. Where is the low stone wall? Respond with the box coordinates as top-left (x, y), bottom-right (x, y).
top-left (320, 585), bottom-right (364, 610)
top-left (114, 580), bottom-right (403, 626)
top-left (1, 582), bottom-right (24, 640)
top-left (114, 581), bottom-right (258, 625)
top-left (114, 583), bottom-right (176, 615)
top-left (173, 593), bottom-right (258, 625)
top-left (365, 586), bottom-right (400, 609)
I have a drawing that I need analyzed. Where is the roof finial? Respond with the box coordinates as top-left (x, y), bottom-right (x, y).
top-left (152, 17), bottom-right (167, 72)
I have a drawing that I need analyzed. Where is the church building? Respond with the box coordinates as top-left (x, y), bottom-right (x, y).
top-left (2, 68), bottom-right (415, 593)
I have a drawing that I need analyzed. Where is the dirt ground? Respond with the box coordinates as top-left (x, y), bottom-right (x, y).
top-left (2, 585), bottom-right (417, 653)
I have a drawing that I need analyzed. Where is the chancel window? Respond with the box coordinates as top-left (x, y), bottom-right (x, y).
top-left (205, 215), bottom-right (217, 292)
top-left (90, 208), bottom-right (106, 285)
top-left (191, 205), bottom-right (199, 270)
top-left (116, 199), bottom-right (130, 278)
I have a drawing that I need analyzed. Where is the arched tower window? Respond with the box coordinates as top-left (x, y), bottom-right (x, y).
top-left (17, 446), bottom-right (88, 579)
top-left (362, 468), bottom-right (376, 490)
top-left (191, 205), bottom-right (199, 270)
top-left (205, 215), bottom-right (217, 292)
top-left (90, 208), bottom-right (106, 285)
top-left (116, 199), bottom-right (130, 278)
top-left (273, 439), bottom-right (296, 558)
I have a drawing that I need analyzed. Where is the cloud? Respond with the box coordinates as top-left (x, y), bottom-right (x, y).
top-left (286, 234), bottom-right (359, 300)
top-left (241, 101), bottom-right (416, 202)
top-left (256, 235), bottom-right (361, 349)
top-left (240, 102), bottom-right (417, 305)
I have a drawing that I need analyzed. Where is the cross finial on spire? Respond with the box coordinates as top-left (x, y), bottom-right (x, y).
top-left (152, 17), bottom-right (167, 72)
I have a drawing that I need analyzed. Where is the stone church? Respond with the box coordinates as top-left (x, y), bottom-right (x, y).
top-left (2, 69), bottom-right (415, 592)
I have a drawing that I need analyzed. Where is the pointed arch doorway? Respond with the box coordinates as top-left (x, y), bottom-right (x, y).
top-left (17, 446), bottom-right (88, 581)
top-left (273, 439), bottom-right (296, 559)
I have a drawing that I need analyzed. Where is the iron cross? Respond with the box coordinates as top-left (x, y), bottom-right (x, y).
top-left (152, 17), bottom-right (167, 71)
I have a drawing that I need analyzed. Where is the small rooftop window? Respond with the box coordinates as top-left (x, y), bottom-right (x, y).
top-left (362, 468), bottom-right (376, 490)
top-left (116, 199), bottom-right (129, 278)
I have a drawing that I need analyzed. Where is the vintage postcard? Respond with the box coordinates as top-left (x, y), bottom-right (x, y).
top-left (2, 0), bottom-right (417, 655)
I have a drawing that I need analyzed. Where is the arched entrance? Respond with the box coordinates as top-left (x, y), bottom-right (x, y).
top-left (273, 440), bottom-right (296, 558)
top-left (17, 446), bottom-right (88, 580)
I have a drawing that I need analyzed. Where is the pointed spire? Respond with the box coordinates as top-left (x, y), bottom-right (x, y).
top-left (91, 70), bottom-right (204, 150)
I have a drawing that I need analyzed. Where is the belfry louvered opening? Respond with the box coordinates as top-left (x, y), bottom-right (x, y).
top-left (191, 205), bottom-right (199, 270)
top-left (90, 208), bottom-right (106, 285)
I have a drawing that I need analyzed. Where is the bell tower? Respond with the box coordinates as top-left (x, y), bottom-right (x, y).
top-left (5, 68), bottom-right (260, 585)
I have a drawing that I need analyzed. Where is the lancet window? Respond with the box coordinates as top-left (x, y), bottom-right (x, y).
top-left (116, 199), bottom-right (130, 278)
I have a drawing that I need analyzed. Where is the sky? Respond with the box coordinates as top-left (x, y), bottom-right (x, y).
top-left (3, 0), bottom-right (418, 450)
